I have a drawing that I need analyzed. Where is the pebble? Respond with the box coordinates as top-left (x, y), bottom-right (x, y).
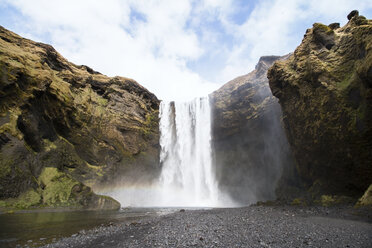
top-left (40, 205), bottom-right (372, 248)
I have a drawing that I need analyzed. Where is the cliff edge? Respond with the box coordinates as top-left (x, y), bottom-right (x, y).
top-left (211, 55), bottom-right (297, 204)
top-left (0, 26), bottom-right (160, 210)
top-left (268, 11), bottom-right (372, 202)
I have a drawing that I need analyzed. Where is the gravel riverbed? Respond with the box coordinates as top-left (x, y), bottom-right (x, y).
top-left (40, 205), bottom-right (372, 248)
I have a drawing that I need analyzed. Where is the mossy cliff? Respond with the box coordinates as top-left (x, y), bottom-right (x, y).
top-left (268, 11), bottom-right (372, 201)
top-left (210, 55), bottom-right (297, 204)
top-left (0, 26), bottom-right (159, 210)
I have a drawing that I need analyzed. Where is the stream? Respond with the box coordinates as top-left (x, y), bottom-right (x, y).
top-left (0, 208), bottom-right (174, 247)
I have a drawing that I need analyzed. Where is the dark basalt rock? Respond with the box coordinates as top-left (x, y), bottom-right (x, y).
top-left (312, 23), bottom-right (335, 50)
top-left (328, 23), bottom-right (340, 30)
top-left (347, 10), bottom-right (359, 20)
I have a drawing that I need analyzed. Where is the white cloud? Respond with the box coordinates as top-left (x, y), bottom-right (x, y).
top-left (4, 0), bottom-right (214, 101)
top-left (218, 0), bottom-right (372, 82)
top-left (2, 0), bottom-right (372, 100)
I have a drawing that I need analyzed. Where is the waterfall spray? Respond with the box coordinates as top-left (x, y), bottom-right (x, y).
top-left (158, 97), bottom-right (219, 207)
top-left (105, 97), bottom-right (234, 207)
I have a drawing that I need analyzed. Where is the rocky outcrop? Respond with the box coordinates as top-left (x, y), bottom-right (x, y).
top-left (268, 12), bottom-right (372, 199)
top-left (0, 26), bottom-right (159, 210)
top-left (356, 184), bottom-right (372, 207)
top-left (211, 55), bottom-right (297, 205)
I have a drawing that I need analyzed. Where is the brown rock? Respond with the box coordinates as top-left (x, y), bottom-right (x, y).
top-left (0, 26), bottom-right (160, 209)
top-left (268, 14), bottom-right (372, 198)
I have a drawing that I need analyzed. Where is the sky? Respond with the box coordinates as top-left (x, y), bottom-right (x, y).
top-left (0, 0), bottom-right (371, 101)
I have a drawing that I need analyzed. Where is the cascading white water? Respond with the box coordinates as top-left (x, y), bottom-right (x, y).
top-left (158, 97), bottom-right (219, 207)
top-left (104, 96), bottom-right (235, 207)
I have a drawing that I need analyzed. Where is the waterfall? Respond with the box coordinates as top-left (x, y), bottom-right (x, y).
top-left (158, 97), bottom-right (220, 207)
top-left (104, 96), bottom-right (235, 207)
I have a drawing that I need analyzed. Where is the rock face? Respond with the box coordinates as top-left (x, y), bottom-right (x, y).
top-left (210, 55), bottom-right (297, 205)
top-left (0, 26), bottom-right (159, 210)
top-left (356, 184), bottom-right (372, 207)
top-left (268, 12), bottom-right (372, 198)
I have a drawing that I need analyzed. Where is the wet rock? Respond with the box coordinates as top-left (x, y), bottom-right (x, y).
top-left (210, 55), bottom-right (297, 204)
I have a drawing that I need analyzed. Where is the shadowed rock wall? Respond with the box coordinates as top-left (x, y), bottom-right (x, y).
top-left (211, 55), bottom-right (298, 205)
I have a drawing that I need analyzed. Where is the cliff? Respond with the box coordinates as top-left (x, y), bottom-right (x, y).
top-left (211, 55), bottom-right (297, 205)
top-left (268, 11), bottom-right (372, 202)
top-left (0, 26), bottom-right (160, 210)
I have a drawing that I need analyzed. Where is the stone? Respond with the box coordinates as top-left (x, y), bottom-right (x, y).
top-left (347, 10), bottom-right (359, 20)
top-left (328, 23), bottom-right (340, 30)
top-left (0, 26), bottom-right (159, 210)
top-left (312, 23), bottom-right (335, 50)
top-left (268, 13), bottom-right (372, 199)
top-left (355, 184), bottom-right (372, 207)
top-left (210, 55), bottom-right (297, 204)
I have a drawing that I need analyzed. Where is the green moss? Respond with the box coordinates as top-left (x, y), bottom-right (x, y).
top-left (96, 96), bottom-right (108, 106)
top-left (318, 195), bottom-right (335, 207)
top-left (291, 198), bottom-right (307, 206)
top-left (255, 200), bottom-right (279, 206)
top-left (48, 77), bottom-right (73, 103)
top-left (0, 27), bottom-right (154, 211)
top-left (0, 109), bottom-right (22, 139)
top-left (43, 139), bottom-right (57, 152)
top-left (0, 157), bottom-right (12, 178)
top-left (313, 23), bottom-right (334, 34)
top-left (12, 189), bottom-right (41, 208)
top-left (316, 195), bottom-right (354, 207)
top-left (141, 110), bottom-right (159, 138)
top-left (85, 162), bottom-right (105, 178)
top-left (356, 184), bottom-right (372, 207)
top-left (0, 189), bottom-right (42, 209)
top-left (337, 72), bottom-right (355, 92)
top-left (38, 167), bottom-right (79, 206)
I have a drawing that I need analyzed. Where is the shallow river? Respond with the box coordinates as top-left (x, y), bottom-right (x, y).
top-left (0, 208), bottom-right (174, 247)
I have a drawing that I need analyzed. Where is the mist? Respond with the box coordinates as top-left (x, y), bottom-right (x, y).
top-left (210, 56), bottom-right (296, 205)
top-left (99, 98), bottom-right (237, 208)
top-left (96, 56), bottom-right (297, 208)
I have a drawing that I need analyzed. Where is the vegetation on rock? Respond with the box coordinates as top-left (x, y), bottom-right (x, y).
top-left (356, 184), bottom-right (372, 207)
top-left (0, 26), bottom-right (159, 210)
top-left (268, 11), bottom-right (372, 201)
